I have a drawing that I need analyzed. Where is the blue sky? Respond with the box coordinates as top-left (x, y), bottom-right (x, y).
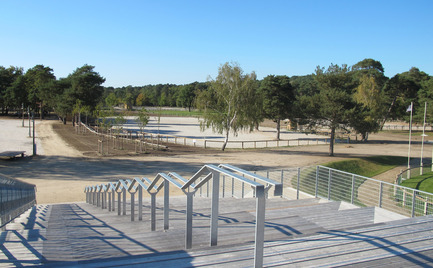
top-left (1, 0), bottom-right (432, 87)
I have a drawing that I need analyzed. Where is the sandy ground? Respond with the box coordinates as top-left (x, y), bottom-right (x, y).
top-left (0, 118), bottom-right (431, 204)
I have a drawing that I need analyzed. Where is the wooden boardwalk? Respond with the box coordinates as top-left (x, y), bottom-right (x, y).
top-left (1, 196), bottom-right (433, 267)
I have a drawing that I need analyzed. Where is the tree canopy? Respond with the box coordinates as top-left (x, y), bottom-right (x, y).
top-left (196, 62), bottom-right (259, 151)
top-left (259, 75), bottom-right (295, 140)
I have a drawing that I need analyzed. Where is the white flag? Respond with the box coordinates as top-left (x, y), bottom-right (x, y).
top-left (406, 104), bottom-right (412, 112)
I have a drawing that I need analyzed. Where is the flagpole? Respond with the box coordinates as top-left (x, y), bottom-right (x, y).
top-left (407, 102), bottom-right (413, 178)
top-left (420, 102), bottom-right (427, 175)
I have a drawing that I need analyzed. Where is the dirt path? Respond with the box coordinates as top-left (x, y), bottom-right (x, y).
top-left (1, 119), bottom-right (430, 204)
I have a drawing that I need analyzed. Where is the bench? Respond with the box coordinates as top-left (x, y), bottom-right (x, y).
top-left (0, 151), bottom-right (26, 158)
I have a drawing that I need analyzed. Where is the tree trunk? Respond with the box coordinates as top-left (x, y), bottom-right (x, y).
top-left (276, 119), bottom-right (281, 140)
top-left (329, 127), bottom-right (335, 156)
top-left (380, 95), bottom-right (397, 130)
top-left (222, 130), bottom-right (229, 151)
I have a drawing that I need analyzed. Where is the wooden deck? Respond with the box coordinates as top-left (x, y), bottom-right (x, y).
top-left (1, 196), bottom-right (433, 267)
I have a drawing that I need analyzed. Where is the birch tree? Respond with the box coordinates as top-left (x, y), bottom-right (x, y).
top-left (197, 62), bottom-right (258, 151)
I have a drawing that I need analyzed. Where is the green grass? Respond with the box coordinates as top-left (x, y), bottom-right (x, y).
top-left (323, 155), bottom-right (407, 178)
top-left (401, 172), bottom-right (433, 193)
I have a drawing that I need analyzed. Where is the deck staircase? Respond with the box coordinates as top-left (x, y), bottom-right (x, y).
top-left (2, 195), bottom-right (433, 267)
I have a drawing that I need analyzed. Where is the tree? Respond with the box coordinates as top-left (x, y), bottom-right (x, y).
top-left (352, 75), bottom-right (385, 140)
top-left (105, 92), bottom-right (118, 107)
top-left (177, 84), bottom-right (196, 111)
top-left (259, 75), bottom-right (295, 140)
top-left (0, 66), bottom-right (24, 114)
top-left (135, 92), bottom-right (146, 106)
top-left (136, 107), bottom-right (149, 137)
top-left (68, 64), bottom-right (105, 111)
top-left (53, 78), bottom-right (74, 124)
top-left (300, 64), bottom-right (356, 156)
top-left (25, 65), bottom-right (56, 118)
top-left (196, 62), bottom-right (258, 151)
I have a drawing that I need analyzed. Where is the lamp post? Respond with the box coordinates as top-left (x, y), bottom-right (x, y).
top-left (407, 102), bottom-right (413, 178)
top-left (420, 102), bottom-right (427, 175)
top-left (32, 112), bottom-right (36, 156)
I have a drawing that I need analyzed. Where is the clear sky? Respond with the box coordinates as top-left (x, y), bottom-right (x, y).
top-left (1, 0), bottom-right (432, 87)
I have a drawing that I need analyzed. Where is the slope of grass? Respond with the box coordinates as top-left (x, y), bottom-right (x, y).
top-left (400, 172), bottom-right (433, 193)
top-left (324, 155), bottom-right (406, 178)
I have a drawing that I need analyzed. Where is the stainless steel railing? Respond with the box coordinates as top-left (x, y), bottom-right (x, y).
top-left (84, 164), bottom-right (282, 268)
top-left (260, 165), bottom-right (433, 218)
top-left (0, 173), bottom-right (36, 229)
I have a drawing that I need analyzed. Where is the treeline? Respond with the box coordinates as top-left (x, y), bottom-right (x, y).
top-left (194, 60), bottom-right (433, 154)
top-left (1, 58), bottom-right (432, 140)
top-left (103, 82), bottom-right (209, 111)
top-left (0, 64), bottom-right (105, 123)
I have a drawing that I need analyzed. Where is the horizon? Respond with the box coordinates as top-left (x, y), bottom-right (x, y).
top-left (1, 0), bottom-right (432, 87)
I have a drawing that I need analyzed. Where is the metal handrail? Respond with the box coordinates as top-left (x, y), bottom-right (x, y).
top-left (0, 173), bottom-right (37, 229)
top-left (84, 164), bottom-right (283, 268)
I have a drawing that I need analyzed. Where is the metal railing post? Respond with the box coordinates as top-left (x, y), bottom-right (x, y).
top-left (138, 186), bottom-right (143, 221)
top-left (379, 182), bottom-right (383, 208)
top-left (112, 190), bottom-right (115, 211)
top-left (411, 190), bottom-right (417, 217)
top-left (122, 188), bottom-right (127, 215)
top-left (164, 180), bottom-right (170, 231)
top-left (103, 191), bottom-right (107, 209)
top-left (210, 171), bottom-right (220, 246)
top-left (117, 192), bottom-right (121, 215)
top-left (254, 185), bottom-right (266, 268)
top-left (231, 177), bottom-right (234, 197)
top-left (130, 193), bottom-right (135, 221)
top-left (315, 166), bottom-right (319, 197)
top-left (328, 169), bottom-right (332, 200)
top-left (150, 193), bottom-right (157, 231)
top-left (108, 192), bottom-right (111, 211)
top-left (185, 192), bottom-right (194, 249)
top-left (297, 168), bottom-right (300, 200)
top-left (351, 175), bottom-right (355, 204)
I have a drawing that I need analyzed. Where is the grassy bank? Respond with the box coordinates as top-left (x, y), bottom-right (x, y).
top-left (401, 172), bottom-right (433, 193)
top-left (323, 155), bottom-right (407, 178)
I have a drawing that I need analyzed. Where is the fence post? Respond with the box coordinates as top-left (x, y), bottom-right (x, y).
top-left (378, 182), bottom-right (383, 208)
top-left (315, 166), bottom-right (319, 198)
top-left (411, 190), bottom-right (416, 217)
top-left (424, 197), bottom-right (429, 216)
top-left (297, 168), bottom-right (300, 200)
top-left (351, 175), bottom-right (355, 204)
top-left (328, 169), bottom-right (332, 200)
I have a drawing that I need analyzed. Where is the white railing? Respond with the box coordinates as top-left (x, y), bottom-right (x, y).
top-left (85, 164), bottom-right (282, 268)
top-left (77, 122), bottom-right (334, 150)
